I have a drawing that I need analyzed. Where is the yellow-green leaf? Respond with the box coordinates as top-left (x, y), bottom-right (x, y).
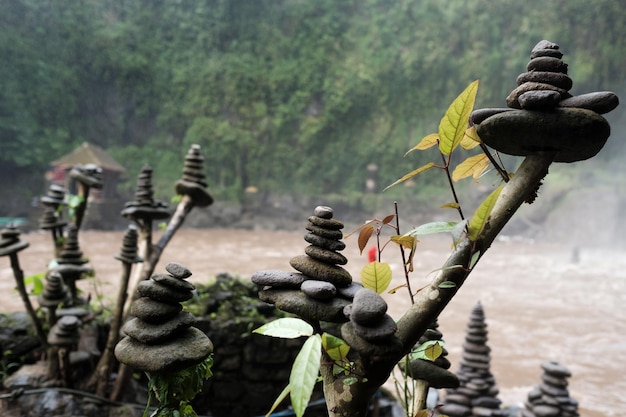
top-left (405, 133), bottom-right (439, 155)
top-left (390, 234), bottom-right (416, 249)
top-left (360, 262), bottom-right (392, 294)
top-left (438, 80), bottom-right (480, 156)
top-left (384, 162), bottom-right (436, 191)
top-left (460, 126), bottom-right (481, 150)
top-left (467, 183), bottom-right (504, 241)
top-left (452, 153), bottom-right (489, 182)
top-left (254, 317), bottom-right (314, 339)
top-left (424, 341), bottom-right (443, 361)
top-left (322, 333), bottom-right (350, 362)
top-left (357, 225), bottom-right (374, 254)
top-left (440, 202), bottom-right (460, 209)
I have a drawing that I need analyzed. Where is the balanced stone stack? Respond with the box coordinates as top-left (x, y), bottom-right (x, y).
top-left (48, 315), bottom-right (82, 347)
top-left (53, 226), bottom-right (93, 304)
top-left (39, 184), bottom-right (67, 230)
top-left (399, 320), bottom-right (459, 389)
top-left (115, 225), bottom-right (142, 264)
top-left (252, 206), bottom-right (362, 324)
top-left (441, 302), bottom-right (506, 417)
top-left (522, 361), bottom-right (579, 417)
top-left (341, 288), bottom-right (401, 357)
top-left (121, 165), bottom-right (170, 221)
top-left (115, 262), bottom-right (213, 373)
top-left (175, 144), bottom-right (213, 207)
top-left (0, 225), bottom-right (29, 256)
top-left (471, 40), bottom-right (619, 163)
top-left (38, 271), bottom-right (71, 322)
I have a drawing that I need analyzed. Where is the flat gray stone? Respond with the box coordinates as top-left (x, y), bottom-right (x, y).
top-left (305, 224), bottom-right (343, 240)
top-left (251, 270), bottom-right (308, 288)
top-left (304, 232), bottom-right (346, 251)
top-left (165, 262), bottom-right (192, 279)
top-left (541, 361), bottom-right (571, 378)
top-left (115, 327), bottom-right (212, 373)
top-left (289, 255), bottom-right (352, 287)
top-left (336, 282), bottom-right (364, 300)
top-left (308, 216), bottom-right (344, 230)
top-left (259, 289), bottom-right (350, 323)
top-left (131, 297), bottom-right (182, 323)
top-left (506, 82), bottom-right (570, 109)
top-left (518, 90), bottom-right (562, 110)
top-left (137, 280), bottom-right (193, 303)
top-left (304, 245), bottom-right (347, 265)
top-left (527, 56), bottom-right (568, 73)
top-left (351, 314), bottom-right (397, 342)
top-left (122, 311), bottom-right (196, 344)
top-left (516, 71), bottom-right (572, 90)
top-left (340, 323), bottom-right (403, 357)
top-left (152, 273), bottom-right (195, 292)
top-left (399, 358), bottom-right (459, 389)
top-left (474, 107), bottom-right (610, 162)
top-left (557, 91), bottom-right (619, 114)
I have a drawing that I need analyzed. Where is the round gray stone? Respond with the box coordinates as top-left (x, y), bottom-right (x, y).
top-left (300, 280), bottom-right (337, 300)
top-left (313, 206), bottom-right (333, 219)
top-left (348, 289), bottom-right (388, 325)
top-left (557, 91), bottom-right (619, 114)
top-left (304, 232), bottom-right (346, 251)
top-left (351, 314), bottom-right (397, 342)
top-left (258, 289), bottom-right (350, 323)
top-left (518, 90), bottom-right (562, 110)
top-left (152, 273), bottom-right (196, 292)
top-left (165, 262), bottom-right (192, 279)
top-left (308, 216), bottom-right (344, 230)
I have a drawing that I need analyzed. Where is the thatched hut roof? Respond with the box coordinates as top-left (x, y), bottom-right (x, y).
top-left (51, 142), bottom-right (125, 173)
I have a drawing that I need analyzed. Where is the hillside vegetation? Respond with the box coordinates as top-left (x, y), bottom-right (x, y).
top-left (1, 0), bottom-right (624, 202)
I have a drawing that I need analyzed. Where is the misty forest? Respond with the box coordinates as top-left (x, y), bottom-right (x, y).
top-left (1, 0), bottom-right (625, 208)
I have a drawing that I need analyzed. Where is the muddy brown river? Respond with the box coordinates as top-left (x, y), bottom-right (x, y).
top-left (1, 228), bottom-right (624, 416)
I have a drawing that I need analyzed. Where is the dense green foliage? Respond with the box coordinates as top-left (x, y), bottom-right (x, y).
top-left (2, 0), bottom-right (624, 200)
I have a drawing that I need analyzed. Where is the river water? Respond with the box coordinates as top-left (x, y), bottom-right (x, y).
top-left (1, 228), bottom-right (624, 416)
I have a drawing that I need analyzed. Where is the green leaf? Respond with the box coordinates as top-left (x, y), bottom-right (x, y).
top-left (384, 162), bottom-right (436, 191)
top-left (438, 80), bottom-right (480, 156)
top-left (450, 220), bottom-right (468, 247)
top-left (265, 384), bottom-right (291, 417)
top-left (321, 333), bottom-right (350, 362)
top-left (290, 334), bottom-right (322, 417)
top-left (253, 318), bottom-right (314, 339)
top-left (438, 281), bottom-right (457, 289)
top-left (411, 340), bottom-right (444, 362)
top-left (469, 250), bottom-right (481, 269)
top-left (360, 262), bottom-right (392, 294)
top-left (467, 183), bottom-right (504, 241)
top-left (343, 376), bottom-right (358, 386)
top-left (406, 221), bottom-right (458, 236)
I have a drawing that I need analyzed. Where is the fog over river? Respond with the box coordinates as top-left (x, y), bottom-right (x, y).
top-left (1, 229), bottom-right (624, 416)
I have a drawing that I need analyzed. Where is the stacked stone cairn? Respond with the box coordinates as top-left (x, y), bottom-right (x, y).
top-left (471, 40), bottom-right (619, 163)
top-left (52, 226), bottom-right (93, 304)
top-left (441, 302), bottom-right (507, 417)
top-left (341, 288), bottom-right (401, 357)
top-left (175, 144), bottom-right (213, 207)
top-left (399, 320), bottom-right (459, 389)
top-left (121, 165), bottom-right (170, 222)
top-left (522, 361), bottom-right (579, 417)
top-left (0, 225), bottom-right (28, 256)
top-left (39, 184), bottom-right (67, 231)
top-left (252, 206), bottom-right (362, 324)
top-left (38, 271), bottom-right (71, 324)
top-left (115, 262), bottom-right (213, 373)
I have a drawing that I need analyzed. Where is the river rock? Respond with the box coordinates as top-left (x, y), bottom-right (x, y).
top-left (347, 289), bottom-right (388, 325)
top-left (131, 297), bottom-right (182, 323)
top-left (122, 311), bottom-right (196, 344)
top-left (137, 280), bottom-right (193, 303)
top-left (251, 270), bottom-right (308, 288)
top-left (300, 280), bottom-right (337, 300)
top-left (258, 289), bottom-right (349, 323)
